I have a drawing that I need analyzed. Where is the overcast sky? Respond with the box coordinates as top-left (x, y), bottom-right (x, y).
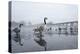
top-left (12, 1), bottom-right (78, 25)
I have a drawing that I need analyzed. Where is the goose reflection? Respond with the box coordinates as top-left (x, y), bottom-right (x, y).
top-left (34, 37), bottom-right (47, 51)
top-left (33, 28), bottom-right (47, 51)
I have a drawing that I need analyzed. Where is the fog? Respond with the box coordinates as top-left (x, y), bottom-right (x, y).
top-left (12, 1), bottom-right (78, 24)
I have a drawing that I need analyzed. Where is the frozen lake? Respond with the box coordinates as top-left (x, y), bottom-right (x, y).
top-left (11, 26), bottom-right (78, 53)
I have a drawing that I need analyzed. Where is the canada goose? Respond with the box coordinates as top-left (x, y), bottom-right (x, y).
top-left (13, 24), bottom-right (23, 46)
top-left (33, 17), bottom-right (48, 32)
top-left (33, 17), bottom-right (48, 50)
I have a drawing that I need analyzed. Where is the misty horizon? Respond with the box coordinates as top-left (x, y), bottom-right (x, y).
top-left (12, 1), bottom-right (78, 25)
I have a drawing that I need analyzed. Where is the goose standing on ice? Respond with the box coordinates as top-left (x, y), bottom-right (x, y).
top-left (33, 17), bottom-right (48, 51)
